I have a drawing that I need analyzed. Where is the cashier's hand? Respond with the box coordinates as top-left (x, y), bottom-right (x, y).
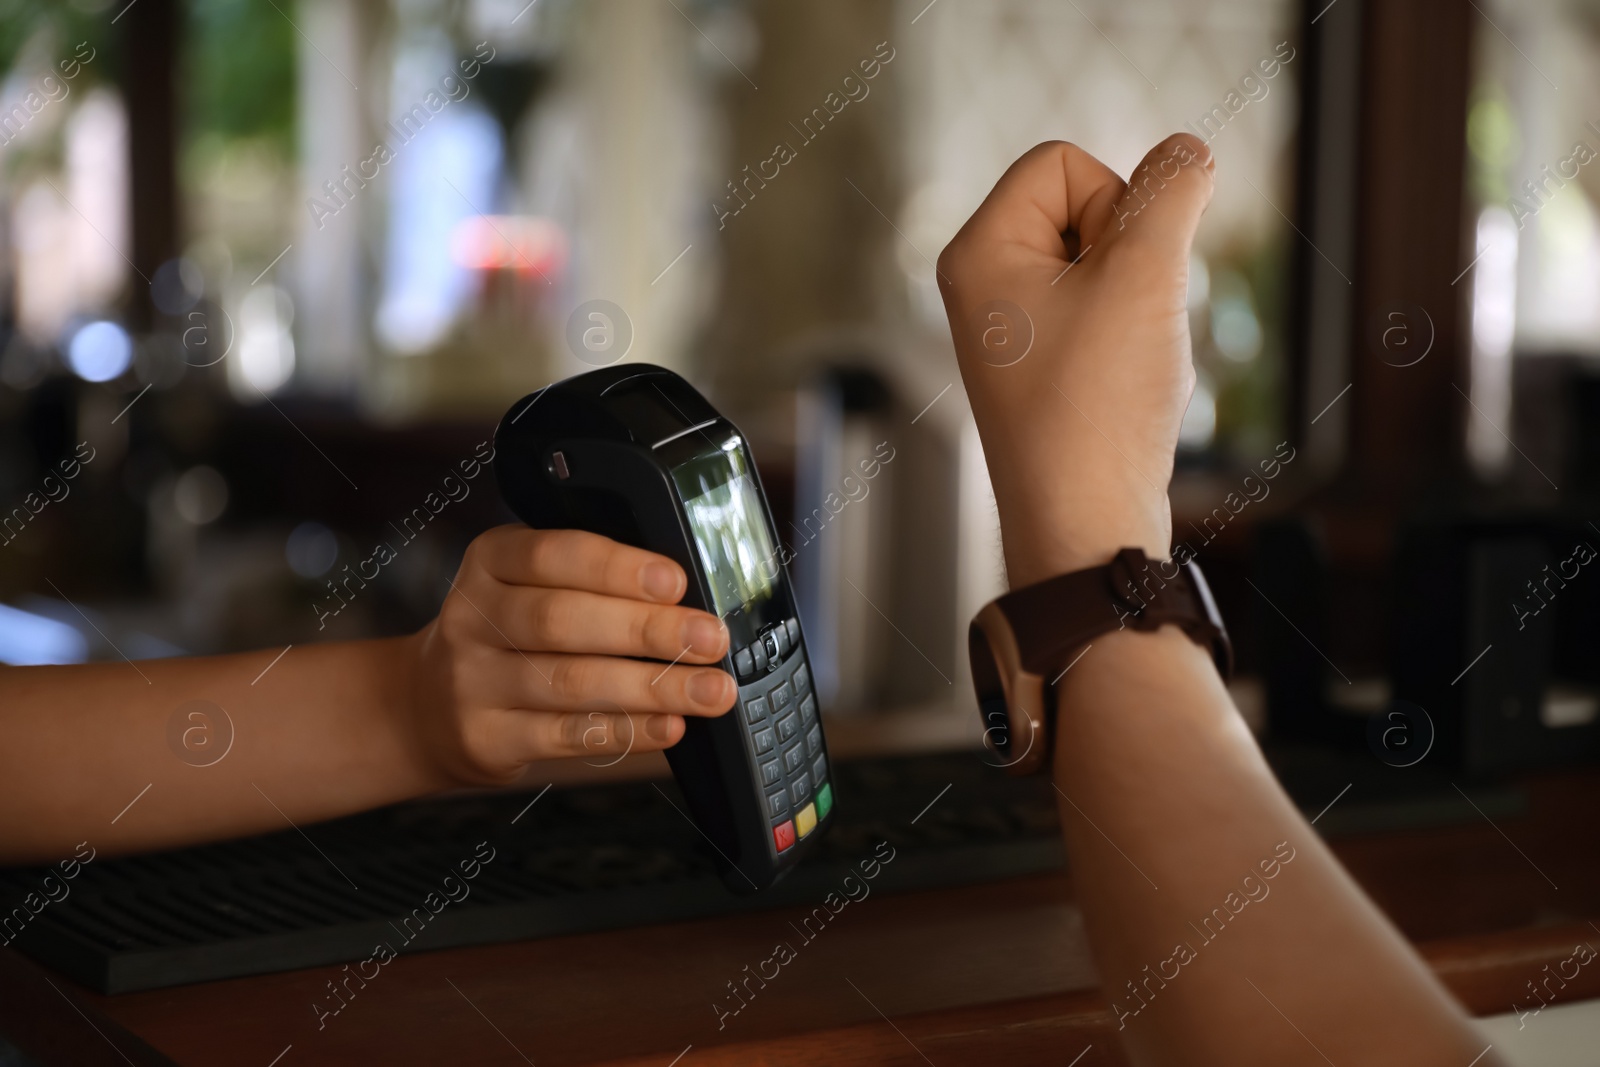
top-left (936, 134), bottom-right (1215, 586)
top-left (404, 526), bottom-right (736, 785)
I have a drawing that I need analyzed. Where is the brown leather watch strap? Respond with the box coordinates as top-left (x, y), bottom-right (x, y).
top-left (994, 547), bottom-right (1233, 680)
top-left (968, 548), bottom-right (1232, 775)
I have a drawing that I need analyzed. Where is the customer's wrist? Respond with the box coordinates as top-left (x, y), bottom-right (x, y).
top-left (980, 435), bottom-right (1172, 586)
top-left (995, 490), bottom-right (1171, 588)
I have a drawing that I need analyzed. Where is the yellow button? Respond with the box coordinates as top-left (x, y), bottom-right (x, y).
top-left (795, 801), bottom-right (817, 838)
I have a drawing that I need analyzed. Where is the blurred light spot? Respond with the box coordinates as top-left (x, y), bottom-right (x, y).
top-left (1186, 253), bottom-right (1210, 312)
top-left (0, 602), bottom-right (87, 665)
top-left (66, 320), bottom-right (133, 382)
top-left (449, 215), bottom-right (567, 275)
top-left (174, 465), bottom-right (229, 525)
top-left (1526, 190), bottom-right (1600, 346)
top-left (1468, 206), bottom-right (1519, 474)
top-left (1211, 298), bottom-right (1261, 362)
top-left (286, 521), bottom-right (339, 578)
top-left (376, 105), bottom-right (504, 356)
top-left (234, 286), bottom-right (295, 395)
top-left (150, 257), bottom-right (204, 315)
top-left (1180, 376), bottom-right (1216, 448)
top-left (1542, 686), bottom-right (1598, 728)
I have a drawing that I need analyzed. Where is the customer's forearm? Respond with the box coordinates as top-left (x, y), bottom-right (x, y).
top-left (0, 637), bottom-right (441, 864)
top-left (1053, 626), bottom-right (1486, 1066)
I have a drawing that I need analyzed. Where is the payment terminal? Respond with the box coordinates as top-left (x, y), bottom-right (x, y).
top-left (494, 364), bottom-right (834, 891)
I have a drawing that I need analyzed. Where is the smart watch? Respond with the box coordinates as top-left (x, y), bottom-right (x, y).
top-left (968, 547), bottom-right (1232, 775)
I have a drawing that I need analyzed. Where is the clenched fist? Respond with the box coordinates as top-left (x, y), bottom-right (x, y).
top-left (937, 134), bottom-right (1216, 586)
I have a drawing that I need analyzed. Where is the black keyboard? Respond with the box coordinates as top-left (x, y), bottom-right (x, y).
top-left (1, 753), bottom-right (1063, 994)
top-left (2, 743), bottom-right (1514, 995)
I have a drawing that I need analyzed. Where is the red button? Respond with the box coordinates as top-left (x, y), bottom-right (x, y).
top-left (773, 820), bottom-right (796, 852)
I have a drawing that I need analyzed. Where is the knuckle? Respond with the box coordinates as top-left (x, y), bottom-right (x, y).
top-left (458, 713), bottom-right (498, 768)
top-left (559, 711), bottom-right (591, 751)
top-left (530, 591), bottom-right (570, 644)
top-left (525, 528), bottom-right (564, 577)
top-left (668, 668), bottom-right (700, 710)
top-left (601, 542), bottom-right (639, 591)
top-left (550, 655), bottom-right (592, 702)
top-left (444, 652), bottom-right (476, 701)
top-left (639, 604), bottom-right (679, 655)
top-left (586, 711), bottom-right (625, 753)
top-left (937, 236), bottom-right (974, 288)
top-left (437, 593), bottom-right (474, 638)
top-left (620, 663), bottom-right (657, 709)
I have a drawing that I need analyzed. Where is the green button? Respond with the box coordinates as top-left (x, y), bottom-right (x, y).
top-left (814, 781), bottom-right (833, 819)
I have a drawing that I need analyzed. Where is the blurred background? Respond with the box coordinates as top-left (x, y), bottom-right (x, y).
top-left (0, 0), bottom-right (1596, 766)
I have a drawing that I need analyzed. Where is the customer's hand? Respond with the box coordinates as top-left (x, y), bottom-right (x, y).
top-left (936, 134), bottom-right (1215, 585)
top-left (404, 526), bottom-right (736, 785)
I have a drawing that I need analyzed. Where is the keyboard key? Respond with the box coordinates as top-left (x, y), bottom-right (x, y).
top-left (752, 727), bottom-right (774, 755)
top-left (773, 820), bottom-right (796, 852)
top-left (795, 801), bottom-right (817, 839)
top-left (743, 695), bottom-right (769, 726)
top-left (814, 781), bottom-right (833, 819)
top-left (806, 724), bottom-right (822, 756)
top-left (794, 663), bottom-right (810, 694)
top-left (766, 788), bottom-right (789, 819)
top-left (800, 694), bottom-right (817, 725)
top-left (784, 744), bottom-right (805, 774)
top-left (772, 681), bottom-right (794, 710)
top-left (775, 713), bottom-right (799, 743)
top-left (773, 626), bottom-right (789, 659)
top-left (760, 759), bottom-right (781, 787)
top-left (811, 754), bottom-right (827, 785)
top-left (734, 647), bottom-right (755, 680)
top-left (752, 638), bottom-right (769, 673)
top-left (786, 618), bottom-right (800, 647)
top-left (763, 631), bottom-right (781, 664)
top-left (790, 771), bottom-right (811, 805)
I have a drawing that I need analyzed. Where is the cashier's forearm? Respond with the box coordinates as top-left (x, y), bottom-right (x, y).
top-left (0, 636), bottom-right (443, 865)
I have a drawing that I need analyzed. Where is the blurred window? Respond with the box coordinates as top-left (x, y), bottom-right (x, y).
top-left (1467, 0), bottom-right (1600, 474)
top-left (898, 0), bottom-right (1300, 460)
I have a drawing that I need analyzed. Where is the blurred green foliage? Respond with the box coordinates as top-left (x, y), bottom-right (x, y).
top-left (184, 0), bottom-right (296, 153)
top-left (0, 0), bottom-right (294, 152)
top-left (0, 0), bottom-right (112, 82)
top-left (1223, 235), bottom-right (1289, 453)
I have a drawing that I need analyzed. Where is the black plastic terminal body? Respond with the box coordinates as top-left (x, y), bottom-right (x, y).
top-left (494, 364), bottom-right (834, 892)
